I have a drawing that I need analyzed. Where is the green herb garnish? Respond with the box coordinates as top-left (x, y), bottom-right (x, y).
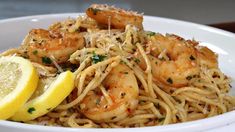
top-left (42, 57), bottom-right (52, 64)
top-left (159, 57), bottom-right (166, 61)
top-left (33, 50), bottom-right (38, 55)
top-left (190, 55), bottom-right (196, 60)
top-left (167, 78), bottom-right (173, 84)
top-left (124, 72), bottom-right (128, 74)
top-left (89, 8), bottom-right (101, 15)
top-left (111, 116), bottom-right (117, 120)
top-left (156, 103), bottom-right (160, 109)
top-left (186, 76), bottom-right (192, 80)
top-left (147, 31), bottom-right (156, 36)
top-left (91, 52), bottom-right (106, 64)
top-left (27, 107), bottom-right (36, 114)
top-left (139, 100), bottom-right (145, 105)
top-left (96, 99), bottom-right (101, 105)
top-left (120, 60), bottom-right (127, 65)
top-left (134, 58), bottom-right (140, 63)
top-left (121, 92), bottom-right (126, 98)
top-left (116, 37), bottom-right (122, 43)
top-left (158, 117), bottom-right (165, 122)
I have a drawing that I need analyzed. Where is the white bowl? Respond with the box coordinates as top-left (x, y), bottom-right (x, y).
top-left (0, 13), bottom-right (235, 132)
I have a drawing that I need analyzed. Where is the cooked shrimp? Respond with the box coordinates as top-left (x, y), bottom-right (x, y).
top-left (86, 4), bottom-right (143, 29)
top-left (136, 34), bottom-right (199, 88)
top-left (80, 64), bottom-right (139, 123)
top-left (196, 46), bottom-right (218, 68)
top-left (21, 29), bottom-right (84, 65)
top-left (136, 34), bottom-right (217, 88)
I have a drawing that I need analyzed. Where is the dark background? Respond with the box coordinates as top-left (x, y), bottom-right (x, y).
top-left (0, 0), bottom-right (235, 24)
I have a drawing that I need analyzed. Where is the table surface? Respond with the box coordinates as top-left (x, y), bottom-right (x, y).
top-left (0, 0), bottom-right (235, 25)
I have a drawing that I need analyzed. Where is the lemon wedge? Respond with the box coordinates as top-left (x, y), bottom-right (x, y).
top-left (11, 71), bottom-right (74, 121)
top-left (0, 56), bottom-right (39, 119)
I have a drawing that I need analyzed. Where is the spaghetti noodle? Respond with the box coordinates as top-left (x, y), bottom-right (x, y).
top-left (1, 4), bottom-right (235, 128)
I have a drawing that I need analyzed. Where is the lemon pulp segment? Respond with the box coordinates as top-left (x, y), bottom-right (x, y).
top-left (0, 56), bottom-right (38, 119)
top-left (0, 62), bottom-right (21, 100)
top-left (11, 71), bottom-right (74, 121)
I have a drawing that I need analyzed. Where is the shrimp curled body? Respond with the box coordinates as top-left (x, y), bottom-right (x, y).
top-left (86, 4), bottom-right (143, 29)
top-left (137, 34), bottom-right (218, 88)
top-left (80, 64), bottom-right (139, 123)
top-left (21, 29), bottom-right (85, 64)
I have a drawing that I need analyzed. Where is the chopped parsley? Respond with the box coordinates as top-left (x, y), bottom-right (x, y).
top-left (96, 98), bottom-right (101, 105)
top-left (189, 55), bottom-right (196, 60)
top-left (124, 72), bottom-right (128, 74)
top-left (167, 78), bottom-right (173, 84)
top-left (159, 57), bottom-right (166, 61)
top-left (32, 50), bottom-right (38, 55)
top-left (104, 105), bottom-right (108, 109)
top-left (132, 48), bottom-right (136, 52)
top-left (139, 100), bottom-right (145, 104)
top-left (121, 92), bottom-right (126, 98)
top-left (156, 103), bottom-right (160, 109)
top-left (120, 60), bottom-right (127, 65)
top-left (32, 38), bottom-right (37, 42)
top-left (42, 57), bottom-right (52, 64)
top-left (186, 76), bottom-right (192, 80)
top-left (46, 108), bottom-right (51, 111)
top-left (111, 116), bottom-right (117, 120)
top-left (116, 37), bottom-right (122, 43)
top-left (147, 31), bottom-right (156, 36)
top-left (89, 8), bottom-right (101, 15)
top-left (134, 58), bottom-right (140, 63)
top-left (91, 52), bottom-right (106, 64)
top-left (158, 117), bottom-right (165, 122)
top-left (27, 107), bottom-right (36, 114)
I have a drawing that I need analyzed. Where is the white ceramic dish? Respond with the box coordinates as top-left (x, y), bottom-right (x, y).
top-left (0, 13), bottom-right (235, 132)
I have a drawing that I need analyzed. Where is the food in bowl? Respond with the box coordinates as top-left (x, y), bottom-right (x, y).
top-left (0, 4), bottom-right (234, 128)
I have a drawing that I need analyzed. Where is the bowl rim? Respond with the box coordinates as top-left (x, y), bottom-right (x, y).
top-left (0, 13), bottom-right (235, 132)
top-left (1, 111), bottom-right (235, 131)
